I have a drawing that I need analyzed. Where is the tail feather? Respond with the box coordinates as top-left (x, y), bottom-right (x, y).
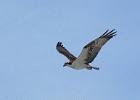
top-left (86, 66), bottom-right (99, 70)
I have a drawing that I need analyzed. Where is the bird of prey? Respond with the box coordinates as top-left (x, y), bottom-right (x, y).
top-left (56, 29), bottom-right (117, 70)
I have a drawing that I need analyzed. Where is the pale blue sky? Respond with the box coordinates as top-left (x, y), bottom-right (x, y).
top-left (0, 0), bottom-right (140, 100)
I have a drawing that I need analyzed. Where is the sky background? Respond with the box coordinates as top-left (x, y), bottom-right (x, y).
top-left (0, 0), bottom-right (140, 100)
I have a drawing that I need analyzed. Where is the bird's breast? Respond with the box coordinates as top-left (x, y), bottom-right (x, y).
top-left (72, 60), bottom-right (87, 69)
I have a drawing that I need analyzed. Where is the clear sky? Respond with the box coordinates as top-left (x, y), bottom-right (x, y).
top-left (0, 0), bottom-right (140, 100)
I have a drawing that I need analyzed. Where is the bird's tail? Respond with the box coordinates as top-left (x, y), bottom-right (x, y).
top-left (86, 65), bottom-right (99, 70)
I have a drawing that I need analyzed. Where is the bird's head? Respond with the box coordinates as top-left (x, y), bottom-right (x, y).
top-left (63, 62), bottom-right (72, 67)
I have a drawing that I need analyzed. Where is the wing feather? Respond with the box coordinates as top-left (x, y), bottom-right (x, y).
top-left (78, 29), bottom-right (117, 64)
top-left (56, 42), bottom-right (77, 62)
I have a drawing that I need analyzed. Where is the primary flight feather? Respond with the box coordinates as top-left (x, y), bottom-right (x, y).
top-left (56, 29), bottom-right (117, 70)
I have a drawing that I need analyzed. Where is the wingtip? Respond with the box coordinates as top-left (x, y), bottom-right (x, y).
top-left (57, 41), bottom-right (61, 44)
top-left (112, 29), bottom-right (115, 31)
top-left (100, 29), bottom-right (117, 38)
top-left (104, 29), bottom-right (109, 34)
top-left (56, 41), bottom-right (61, 47)
top-left (56, 41), bottom-right (63, 47)
top-left (111, 29), bottom-right (117, 36)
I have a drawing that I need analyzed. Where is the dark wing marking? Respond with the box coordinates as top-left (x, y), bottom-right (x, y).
top-left (78, 29), bottom-right (117, 64)
top-left (56, 42), bottom-right (77, 62)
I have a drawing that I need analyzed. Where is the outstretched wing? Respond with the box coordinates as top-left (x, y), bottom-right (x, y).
top-left (78, 29), bottom-right (117, 64)
top-left (56, 42), bottom-right (77, 62)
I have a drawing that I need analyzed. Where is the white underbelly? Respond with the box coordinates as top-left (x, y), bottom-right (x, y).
top-left (72, 60), bottom-right (87, 70)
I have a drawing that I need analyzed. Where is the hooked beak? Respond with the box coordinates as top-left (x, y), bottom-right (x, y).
top-left (63, 63), bottom-right (66, 67)
top-left (63, 64), bottom-right (65, 67)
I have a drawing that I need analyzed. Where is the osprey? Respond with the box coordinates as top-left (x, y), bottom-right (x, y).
top-left (56, 29), bottom-right (117, 70)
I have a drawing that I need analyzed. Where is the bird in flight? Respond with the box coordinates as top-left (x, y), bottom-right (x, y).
top-left (56, 29), bottom-right (117, 70)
